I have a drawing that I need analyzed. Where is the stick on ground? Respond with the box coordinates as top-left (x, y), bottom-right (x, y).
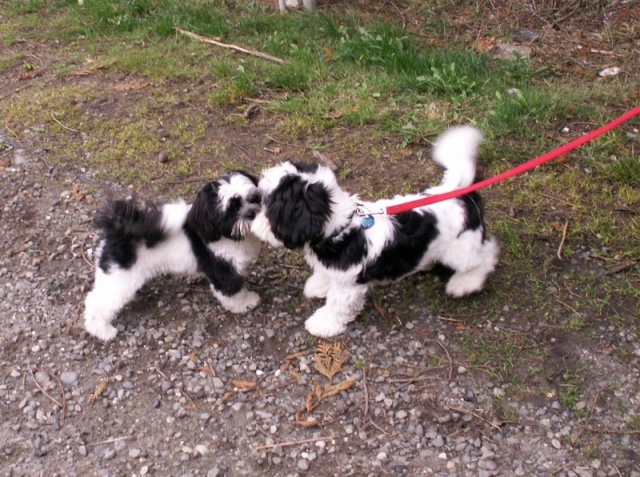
top-left (176, 28), bottom-right (289, 65)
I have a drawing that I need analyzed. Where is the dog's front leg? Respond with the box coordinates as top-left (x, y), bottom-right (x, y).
top-left (303, 270), bottom-right (332, 299)
top-left (305, 283), bottom-right (368, 337)
top-left (205, 262), bottom-right (260, 314)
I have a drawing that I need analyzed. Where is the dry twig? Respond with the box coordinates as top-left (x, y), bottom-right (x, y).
top-left (362, 365), bottom-right (370, 418)
top-left (255, 435), bottom-right (338, 451)
top-left (176, 28), bottom-right (289, 65)
top-left (27, 365), bottom-right (63, 408)
top-left (557, 219), bottom-right (569, 260)
top-left (448, 406), bottom-right (503, 434)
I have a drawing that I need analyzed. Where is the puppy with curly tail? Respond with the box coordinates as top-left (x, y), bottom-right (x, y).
top-left (252, 126), bottom-right (499, 338)
top-left (84, 171), bottom-right (262, 342)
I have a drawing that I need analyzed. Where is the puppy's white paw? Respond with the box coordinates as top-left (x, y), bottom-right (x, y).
top-left (305, 307), bottom-right (347, 338)
top-left (84, 319), bottom-right (118, 342)
top-left (216, 288), bottom-right (260, 314)
top-left (304, 273), bottom-right (330, 299)
top-left (445, 273), bottom-right (484, 297)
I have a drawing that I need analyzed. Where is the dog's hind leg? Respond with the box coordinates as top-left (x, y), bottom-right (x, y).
top-left (84, 269), bottom-right (143, 341)
top-left (444, 234), bottom-right (499, 297)
top-left (305, 283), bottom-right (368, 337)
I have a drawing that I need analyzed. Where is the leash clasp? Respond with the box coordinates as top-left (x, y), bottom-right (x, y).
top-left (355, 203), bottom-right (387, 217)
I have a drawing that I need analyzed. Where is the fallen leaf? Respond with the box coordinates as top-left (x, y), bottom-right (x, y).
top-left (230, 379), bottom-right (257, 391)
top-left (68, 61), bottom-right (115, 76)
top-left (19, 70), bottom-right (37, 80)
top-left (324, 105), bottom-right (360, 120)
top-left (323, 379), bottom-right (356, 398)
top-left (313, 342), bottom-right (347, 384)
top-left (285, 351), bottom-right (306, 361)
top-left (71, 184), bottom-right (87, 202)
top-left (114, 80), bottom-right (149, 91)
top-left (88, 378), bottom-right (111, 404)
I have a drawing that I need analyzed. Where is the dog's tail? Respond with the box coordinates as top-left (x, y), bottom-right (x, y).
top-left (95, 200), bottom-right (168, 245)
top-left (429, 125), bottom-right (483, 193)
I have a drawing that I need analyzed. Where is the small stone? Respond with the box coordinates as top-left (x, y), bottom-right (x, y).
top-left (212, 377), bottom-right (224, 389)
top-left (129, 448), bottom-right (141, 458)
top-left (78, 445), bottom-right (87, 456)
top-left (551, 438), bottom-right (562, 449)
top-left (195, 445), bottom-right (208, 455)
top-left (61, 371), bottom-right (79, 385)
top-left (510, 28), bottom-right (542, 42)
top-left (489, 43), bottom-right (533, 60)
top-left (35, 371), bottom-right (51, 385)
top-left (297, 459), bottom-right (309, 470)
top-left (598, 66), bottom-right (621, 77)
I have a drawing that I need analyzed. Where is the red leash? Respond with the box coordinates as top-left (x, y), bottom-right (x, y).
top-left (383, 105), bottom-right (640, 216)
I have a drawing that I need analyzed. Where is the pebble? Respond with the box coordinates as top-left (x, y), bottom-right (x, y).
top-left (510, 28), bottom-right (542, 42)
top-left (60, 371), bottom-right (79, 385)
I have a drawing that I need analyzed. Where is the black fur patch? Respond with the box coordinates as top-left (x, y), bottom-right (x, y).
top-left (458, 192), bottom-right (484, 232)
top-left (186, 182), bottom-right (225, 242)
top-left (311, 226), bottom-right (368, 271)
top-left (183, 224), bottom-right (244, 297)
top-left (358, 210), bottom-right (439, 283)
top-left (96, 200), bottom-right (165, 271)
top-left (292, 162), bottom-right (319, 174)
top-left (266, 175), bottom-right (332, 249)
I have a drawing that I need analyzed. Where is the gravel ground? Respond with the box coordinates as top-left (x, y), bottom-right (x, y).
top-left (1, 132), bottom-right (640, 477)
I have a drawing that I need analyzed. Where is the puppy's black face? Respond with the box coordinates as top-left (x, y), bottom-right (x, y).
top-left (187, 171), bottom-right (261, 242)
top-left (264, 173), bottom-right (331, 249)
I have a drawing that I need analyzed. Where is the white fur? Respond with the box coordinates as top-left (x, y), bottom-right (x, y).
top-left (253, 126), bottom-right (499, 338)
top-left (84, 175), bottom-right (262, 342)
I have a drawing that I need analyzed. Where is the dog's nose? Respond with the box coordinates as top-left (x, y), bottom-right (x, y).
top-left (246, 210), bottom-right (256, 220)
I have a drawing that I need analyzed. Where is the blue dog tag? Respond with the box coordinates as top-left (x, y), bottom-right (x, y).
top-left (361, 215), bottom-right (375, 229)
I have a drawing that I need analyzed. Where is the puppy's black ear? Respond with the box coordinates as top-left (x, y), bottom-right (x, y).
top-left (187, 182), bottom-right (222, 242)
top-left (266, 175), bottom-right (331, 249)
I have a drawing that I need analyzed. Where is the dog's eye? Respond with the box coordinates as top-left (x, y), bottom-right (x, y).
top-left (247, 192), bottom-right (262, 205)
top-left (228, 197), bottom-right (242, 212)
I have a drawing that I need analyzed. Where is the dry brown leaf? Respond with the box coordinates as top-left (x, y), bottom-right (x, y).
top-left (284, 351), bottom-right (306, 361)
top-left (323, 379), bottom-right (356, 398)
top-left (373, 300), bottom-right (387, 318)
top-left (221, 391), bottom-right (237, 401)
top-left (19, 70), bottom-right (37, 80)
top-left (324, 105), bottom-right (360, 120)
top-left (474, 36), bottom-right (497, 53)
top-left (68, 61), bottom-right (115, 76)
top-left (71, 184), bottom-right (87, 202)
top-left (294, 417), bottom-right (320, 427)
top-left (113, 80), bottom-right (150, 92)
top-left (197, 364), bottom-right (216, 375)
top-left (313, 342), bottom-right (347, 384)
top-left (288, 364), bottom-right (301, 382)
top-left (230, 379), bottom-right (257, 392)
top-left (88, 378), bottom-right (111, 404)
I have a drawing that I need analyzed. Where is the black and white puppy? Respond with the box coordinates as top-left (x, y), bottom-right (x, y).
top-left (251, 126), bottom-right (499, 338)
top-left (84, 171), bottom-right (262, 342)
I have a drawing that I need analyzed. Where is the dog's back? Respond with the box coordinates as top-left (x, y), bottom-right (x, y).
top-left (95, 200), bottom-right (174, 270)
